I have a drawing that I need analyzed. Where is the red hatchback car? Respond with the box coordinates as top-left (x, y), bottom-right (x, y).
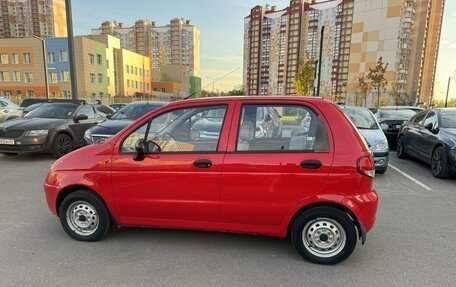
top-left (44, 96), bottom-right (378, 264)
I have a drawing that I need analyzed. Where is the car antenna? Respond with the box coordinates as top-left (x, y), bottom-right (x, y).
top-left (184, 67), bottom-right (241, 100)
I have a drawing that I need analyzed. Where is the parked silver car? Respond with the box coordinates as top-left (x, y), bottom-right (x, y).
top-left (0, 98), bottom-right (22, 123)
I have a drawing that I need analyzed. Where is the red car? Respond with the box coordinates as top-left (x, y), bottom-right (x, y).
top-left (44, 96), bottom-right (378, 265)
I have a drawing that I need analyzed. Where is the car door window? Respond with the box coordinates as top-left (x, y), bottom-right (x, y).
top-left (413, 111), bottom-right (427, 125)
top-left (121, 105), bottom-right (228, 153)
top-left (76, 105), bottom-right (95, 119)
top-left (423, 111), bottom-right (438, 129)
top-left (236, 104), bottom-right (329, 152)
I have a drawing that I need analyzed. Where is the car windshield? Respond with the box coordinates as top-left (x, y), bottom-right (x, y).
top-left (110, 104), bottom-right (160, 120)
top-left (441, 112), bottom-right (456, 128)
top-left (24, 103), bottom-right (78, 119)
top-left (343, 107), bottom-right (378, 130)
top-left (378, 109), bottom-right (417, 120)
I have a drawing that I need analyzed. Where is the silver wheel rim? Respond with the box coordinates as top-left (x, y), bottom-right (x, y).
top-left (302, 218), bottom-right (346, 258)
top-left (66, 201), bottom-right (99, 236)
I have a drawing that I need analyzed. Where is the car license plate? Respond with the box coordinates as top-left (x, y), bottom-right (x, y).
top-left (0, 139), bottom-right (15, 145)
top-left (395, 125), bottom-right (401, 129)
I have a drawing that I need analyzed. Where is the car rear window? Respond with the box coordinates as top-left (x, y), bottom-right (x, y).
top-left (236, 104), bottom-right (329, 152)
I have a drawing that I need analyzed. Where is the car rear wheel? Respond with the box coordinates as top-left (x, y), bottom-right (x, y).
top-left (291, 206), bottom-right (357, 265)
top-left (51, 133), bottom-right (73, 158)
top-left (396, 136), bottom-right (408, 159)
top-left (59, 190), bottom-right (111, 241)
top-left (431, 147), bottom-right (452, 179)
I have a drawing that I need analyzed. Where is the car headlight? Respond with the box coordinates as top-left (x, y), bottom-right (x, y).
top-left (84, 129), bottom-right (92, 141)
top-left (372, 139), bottom-right (389, 152)
top-left (25, 130), bottom-right (49, 137)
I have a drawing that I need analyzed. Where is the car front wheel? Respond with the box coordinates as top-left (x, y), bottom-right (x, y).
top-left (59, 190), bottom-right (111, 241)
top-left (431, 146), bottom-right (452, 179)
top-left (291, 206), bottom-right (357, 265)
top-left (51, 133), bottom-right (73, 158)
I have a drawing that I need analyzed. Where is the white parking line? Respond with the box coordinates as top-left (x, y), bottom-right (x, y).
top-left (388, 164), bottom-right (433, 191)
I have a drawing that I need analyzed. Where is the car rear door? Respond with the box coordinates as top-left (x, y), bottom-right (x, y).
top-left (220, 100), bottom-right (333, 228)
top-left (110, 101), bottom-right (235, 226)
top-left (68, 105), bottom-right (99, 146)
top-left (402, 111), bottom-right (427, 156)
top-left (416, 111), bottom-right (439, 160)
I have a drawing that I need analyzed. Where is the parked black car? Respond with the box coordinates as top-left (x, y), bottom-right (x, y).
top-left (0, 102), bottom-right (114, 158)
top-left (376, 106), bottom-right (424, 148)
top-left (397, 108), bottom-right (456, 178)
top-left (84, 101), bottom-right (167, 144)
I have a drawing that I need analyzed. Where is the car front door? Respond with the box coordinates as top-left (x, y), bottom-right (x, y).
top-left (402, 110), bottom-right (427, 157)
top-left (69, 105), bottom-right (101, 146)
top-left (111, 102), bottom-right (234, 226)
top-left (220, 101), bottom-right (333, 230)
top-left (417, 111), bottom-right (439, 161)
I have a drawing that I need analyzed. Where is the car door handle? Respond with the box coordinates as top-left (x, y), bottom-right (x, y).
top-left (193, 159), bottom-right (212, 168)
top-left (300, 160), bottom-right (322, 170)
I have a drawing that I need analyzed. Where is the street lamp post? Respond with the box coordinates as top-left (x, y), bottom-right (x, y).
top-left (445, 76), bottom-right (455, 108)
top-left (65, 0), bottom-right (78, 100)
top-left (33, 35), bottom-right (49, 99)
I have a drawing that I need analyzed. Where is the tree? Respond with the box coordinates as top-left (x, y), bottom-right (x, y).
top-left (357, 74), bottom-right (371, 107)
top-left (294, 56), bottom-right (316, 96)
top-left (367, 57), bottom-right (389, 108)
top-left (227, 85), bottom-right (245, 96)
top-left (390, 82), bottom-right (403, 105)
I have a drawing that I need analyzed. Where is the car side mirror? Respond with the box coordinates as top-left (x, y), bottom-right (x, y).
top-left (74, 114), bottom-right (88, 123)
top-left (133, 139), bottom-right (161, 161)
top-left (425, 123), bottom-right (438, 134)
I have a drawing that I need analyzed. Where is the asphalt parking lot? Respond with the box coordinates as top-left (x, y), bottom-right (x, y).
top-left (1, 152), bottom-right (455, 286)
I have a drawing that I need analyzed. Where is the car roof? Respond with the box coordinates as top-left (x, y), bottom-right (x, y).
top-left (126, 101), bottom-right (168, 106)
top-left (177, 96), bottom-right (326, 104)
top-left (434, 108), bottom-right (456, 112)
top-left (379, 106), bottom-right (423, 110)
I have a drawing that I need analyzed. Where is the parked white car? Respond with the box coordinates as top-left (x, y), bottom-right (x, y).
top-left (0, 98), bottom-right (22, 123)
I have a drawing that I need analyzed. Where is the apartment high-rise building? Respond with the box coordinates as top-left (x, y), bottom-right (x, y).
top-left (243, 0), bottom-right (444, 106)
top-left (0, 0), bottom-right (66, 39)
top-left (91, 18), bottom-right (200, 77)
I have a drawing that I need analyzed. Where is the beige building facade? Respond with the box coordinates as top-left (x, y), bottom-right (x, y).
top-left (0, 0), bottom-right (67, 39)
top-left (244, 0), bottom-right (444, 106)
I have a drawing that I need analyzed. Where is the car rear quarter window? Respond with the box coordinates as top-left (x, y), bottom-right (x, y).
top-left (236, 104), bottom-right (329, 152)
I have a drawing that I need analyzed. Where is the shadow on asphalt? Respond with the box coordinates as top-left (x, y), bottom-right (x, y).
top-left (0, 154), bottom-right (54, 162)
top-left (105, 226), bottom-right (300, 259)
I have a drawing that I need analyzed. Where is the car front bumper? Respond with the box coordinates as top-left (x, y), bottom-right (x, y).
top-left (0, 135), bottom-right (49, 154)
top-left (373, 151), bottom-right (389, 170)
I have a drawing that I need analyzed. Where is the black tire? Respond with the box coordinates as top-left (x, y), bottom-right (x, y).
top-left (58, 190), bottom-right (111, 242)
top-left (431, 146), bottom-right (453, 179)
top-left (396, 136), bottom-right (408, 159)
top-left (51, 133), bottom-right (73, 158)
top-left (376, 166), bottom-right (387, 174)
top-left (0, 153), bottom-right (18, 156)
top-left (291, 206), bottom-right (357, 265)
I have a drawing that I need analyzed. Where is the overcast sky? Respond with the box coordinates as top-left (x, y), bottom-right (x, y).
top-left (73, 0), bottom-right (455, 98)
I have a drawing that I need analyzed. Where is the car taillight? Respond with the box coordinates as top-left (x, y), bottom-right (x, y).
top-left (357, 156), bottom-right (375, 178)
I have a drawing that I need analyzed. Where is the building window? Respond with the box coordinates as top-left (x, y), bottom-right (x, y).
top-left (12, 71), bottom-right (20, 82)
top-left (23, 53), bottom-right (31, 64)
top-left (97, 54), bottom-right (102, 65)
top-left (126, 65), bottom-right (130, 74)
top-left (89, 54), bottom-right (95, 64)
top-left (26, 90), bottom-right (34, 98)
top-left (161, 88), bottom-right (166, 93)
top-left (49, 72), bottom-right (58, 83)
top-left (0, 71), bottom-right (10, 82)
top-left (48, 52), bottom-right (55, 64)
top-left (90, 73), bottom-right (95, 84)
top-left (135, 67), bottom-right (138, 75)
top-left (135, 81), bottom-right (138, 89)
top-left (59, 51), bottom-right (68, 62)
top-left (11, 53), bottom-right (19, 64)
top-left (106, 59), bottom-right (110, 69)
top-left (127, 79), bottom-right (130, 88)
top-left (60, 70), bottom-right (70, 82)
top-left (99, 92), bottom-right (104, 99)
top-left (0, 53), bottom-right (8, 64)
top-left (24, 72), bottom-right (33, 83)
top-left (107, 76), bottom-right (110, 85)
top-left (15, 90), bottom-right (22, 97)
top-left (98, 73), bottom-right (103, 83)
